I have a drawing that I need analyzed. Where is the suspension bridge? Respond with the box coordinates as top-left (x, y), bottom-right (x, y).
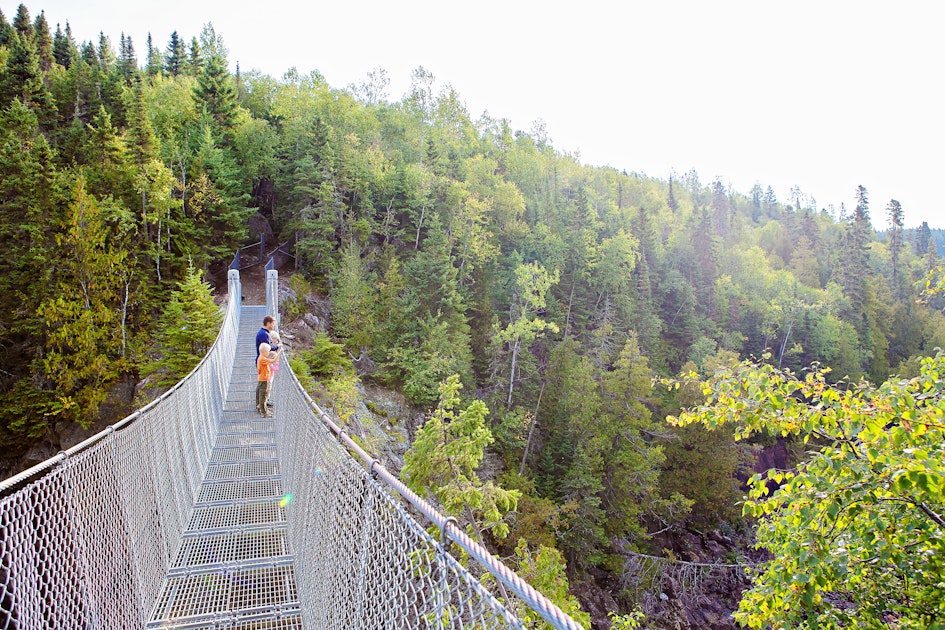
top-left (0, 262), bottom-right (584, 629)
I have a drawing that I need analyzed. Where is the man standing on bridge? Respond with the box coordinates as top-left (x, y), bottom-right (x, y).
top-left (256, 315), bottom-right (278, 359)
top-left (256, 315), bottom-right (279, 410)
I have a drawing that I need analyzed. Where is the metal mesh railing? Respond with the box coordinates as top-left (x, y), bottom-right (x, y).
top-left (272, 373), bottom-right (524, 629)
top-left (266, 264), bottom-right (585, 630)
top-left (0, 271), bottom-right (242, 629)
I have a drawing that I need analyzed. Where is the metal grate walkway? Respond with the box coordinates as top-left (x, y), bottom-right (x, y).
top-left (147, 305), bottom-right (303, 629)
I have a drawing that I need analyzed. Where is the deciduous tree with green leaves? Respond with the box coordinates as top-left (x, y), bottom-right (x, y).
top-left (495, 261), bottom-right (559, 411)
top-left (669, 355), bottom-right (945, 629)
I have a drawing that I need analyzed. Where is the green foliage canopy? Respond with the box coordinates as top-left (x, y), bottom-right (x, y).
top-left (669, 356), bottom-right (945, 629)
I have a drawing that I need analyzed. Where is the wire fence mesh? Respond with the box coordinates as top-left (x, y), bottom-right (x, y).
top-left (272, 371), bottom-right (526, 629)
top-left (0, 271), bottom-right (241, 629)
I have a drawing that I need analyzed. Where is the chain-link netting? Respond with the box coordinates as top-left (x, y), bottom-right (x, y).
top-left (0, 272), bottom-right (241, 630)
top-left (271, 372), bottom-right (525, 629)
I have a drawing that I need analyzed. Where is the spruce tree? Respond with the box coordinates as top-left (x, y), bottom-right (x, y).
top-left (142, 264), bottom-right (222, 388)
top-left (164, 31), bottom-right (185, 76)
top-left (886, 199), bottom-right (904, 299)
top-left (404, 374), bottom-right (520, 540)
top-left (117, 32), bottom-right (137, 83)
top-left (0, 31), bottom-right (55, 122)
top-left (52, 22), bottom-right (77, 68)
top-left (32, 10), bottom-right (52, 72)
top-left (97, 32), bottom-right (114, 68)
top-left (37, 175), bottom-right (126, 428)
top-left (187, 36), bottom-right (200, 75)
top-left (193, 51), bottom-right (238, 132)
top-left (0, 99), bottom-right (60, 452)
top-left (0, 9), bottom-right (10, 46)
top-left (145, 33), bottom-right (163, 77)
top-left (12, 4), bottom-right (32, 40)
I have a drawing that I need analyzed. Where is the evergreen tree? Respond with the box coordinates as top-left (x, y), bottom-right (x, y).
top-left (886, 199), bottom-right (904, 299)
top-left (330, 241), bottom-right (376, 353)
top-left (915, 220), bottom-right (932, 256)
top-left (0, 31), bottom-right (55, 123)
top-left (193, 50), bottom-right (238, 132)
top-left (164, 31), bottom-right (185, 76)
top-left (188, 124), bottom-right (252, 262)
top-left (404, 375), bottom-right (520, 541)
top-left (0, 99), bottom-right (61, 452)
top-left (142, 264), bottom-right (222, 387)
top-left (125, 77), bottom-right (158, 166)
top-left (37, 176), bottom-right (126, 427)
top-left (763, 185), bottom-right (778, 216)
top-left (12, 4), bottom-right (32, 40)
top-left (31, 10), bottom-right (52, 72)
top-left (389, 216), bottom-right (473, 405)
top-left (117, 32), bottom-right (137, 83)
top-left (187, 36), bottom-right (200, 75)
top-left (52, 22), bottom-right (77, 68)
top-left (97, 32), bottom-right (114, 68)
top-left (0, 9), bottom-right (11, 46)
top-left (667, 173), bottom-right (678, 211)
top-left (145, 33), bottom-right (163, 77)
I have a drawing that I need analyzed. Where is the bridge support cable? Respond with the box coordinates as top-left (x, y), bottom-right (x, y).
top-left (266, 264), bottom-right (585, 630)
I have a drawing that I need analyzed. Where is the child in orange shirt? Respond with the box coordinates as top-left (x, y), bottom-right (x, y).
top-left (256, 343), bottom-right (279, 417)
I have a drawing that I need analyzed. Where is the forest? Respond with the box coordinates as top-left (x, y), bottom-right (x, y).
top-left (1, 4), bottom-right (944, 628)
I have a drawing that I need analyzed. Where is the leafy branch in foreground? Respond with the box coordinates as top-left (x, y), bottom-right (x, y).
top-left (667, 356), bottom-right (945, 629)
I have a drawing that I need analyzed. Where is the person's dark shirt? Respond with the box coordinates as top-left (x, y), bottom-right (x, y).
top-left (256, 327), bottom-right (271, 359)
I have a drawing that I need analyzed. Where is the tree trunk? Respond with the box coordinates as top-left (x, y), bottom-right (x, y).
top-left (519, 382), bottom-right (545, 476)
top-left (506, 337), bottom-right (520, 412)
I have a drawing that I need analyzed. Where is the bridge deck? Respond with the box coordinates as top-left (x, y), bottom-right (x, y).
top-left (147, 305), bottom-right (303, 629)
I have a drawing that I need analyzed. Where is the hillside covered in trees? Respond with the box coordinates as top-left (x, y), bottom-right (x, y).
top-left (2, 5), bottom-right (944, 628)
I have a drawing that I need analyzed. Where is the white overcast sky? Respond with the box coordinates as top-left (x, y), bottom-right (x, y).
top-left (5, 0), bottom-right (942, 228)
